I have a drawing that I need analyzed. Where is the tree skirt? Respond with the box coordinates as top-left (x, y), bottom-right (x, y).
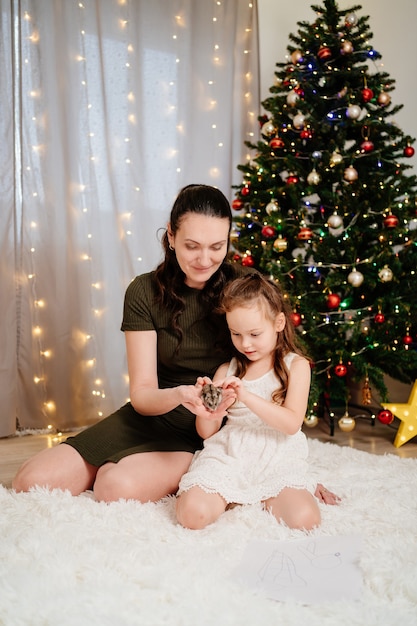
top-left (1, 439), bottom-right (416, 626)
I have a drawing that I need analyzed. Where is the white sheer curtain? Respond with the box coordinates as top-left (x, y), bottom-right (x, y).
top-left (0, 0), bottom-right (259, 437)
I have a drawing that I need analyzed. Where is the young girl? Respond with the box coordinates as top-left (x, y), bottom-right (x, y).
top-left (176, 273), bottom-right (323, 531)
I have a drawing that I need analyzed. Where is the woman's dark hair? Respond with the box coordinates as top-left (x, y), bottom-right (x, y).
top-left (154, 184), bottom-right (233, 343)
top-left (219, 273), bottom-right (309, 405)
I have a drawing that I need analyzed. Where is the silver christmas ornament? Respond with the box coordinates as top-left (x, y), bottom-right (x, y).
top-left (346, 104), bottom-right (362, 120)
top-left (328, 213), bottom-right (343, 229)
top-left (286, 91), bottom-right (299, 107)
top-left (378, 265), bottom-right (393, 282)
top-left (266, 200), bottom-right (279, 215)
top-left (307, 169), bottom-right (321, 185)
top-left (347, 269), bottom-right (364, 287)
top-left (293, 112), bottom-right (306, 129)
top-left (261, 121), bottom-right (276, 137)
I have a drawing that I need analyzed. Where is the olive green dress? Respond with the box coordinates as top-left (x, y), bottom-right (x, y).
top-left (64, 267), bottom-right (243, 466)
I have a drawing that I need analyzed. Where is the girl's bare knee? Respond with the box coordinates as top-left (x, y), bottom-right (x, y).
top-left (291, 506), bottom-right (321, 531)
top-left (266, 490), bottom-right (322, 531)
top-left (176, 492), bottom-right (220, 530)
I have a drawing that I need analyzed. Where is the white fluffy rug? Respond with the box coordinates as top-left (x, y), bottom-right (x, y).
top-left (1, 439), bottom-right (416, 626)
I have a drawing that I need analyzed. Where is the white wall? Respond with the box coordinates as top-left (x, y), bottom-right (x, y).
top-left (257, 0), bottom-right (417, 169)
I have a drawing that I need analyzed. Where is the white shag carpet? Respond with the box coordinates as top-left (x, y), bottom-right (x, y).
top-left (1, 439), bottom-right (416, 626)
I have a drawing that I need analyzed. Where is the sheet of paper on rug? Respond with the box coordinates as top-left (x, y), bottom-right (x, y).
top-left (232, 534), bottom-right (363, 604)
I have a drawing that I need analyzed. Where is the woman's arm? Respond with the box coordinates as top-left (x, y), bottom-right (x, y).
top-left (222, 356), bottom-right (311, 435)
top-left (125, 330), bottom-right (205, 415)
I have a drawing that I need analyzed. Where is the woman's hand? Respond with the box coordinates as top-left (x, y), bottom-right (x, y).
top-left (190, 376), bottom-right (236, 420)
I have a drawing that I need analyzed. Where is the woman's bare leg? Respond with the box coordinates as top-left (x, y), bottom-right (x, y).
top-left (93, 450), bottom-right (194, 503)
top-left (176, 486), bottom-right (227, 529)
top-left (264, 488), bottom-right (321, 530)
top-left (12, 443), bottom-right (97, 495)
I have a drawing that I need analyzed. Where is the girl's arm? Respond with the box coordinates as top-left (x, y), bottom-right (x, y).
top-left (125, 330), bottom-right (206, 415)
top-left (223, 356), bottom-right (310, 435)
top-left (194, 363), bottom-right (234, 439)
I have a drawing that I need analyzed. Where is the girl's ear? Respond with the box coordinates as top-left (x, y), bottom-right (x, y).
top-left (275, 312), bottom-right (286, 332)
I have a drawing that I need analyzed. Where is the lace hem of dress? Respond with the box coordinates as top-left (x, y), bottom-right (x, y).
top-left (178, 478), bottom-right (314, 505)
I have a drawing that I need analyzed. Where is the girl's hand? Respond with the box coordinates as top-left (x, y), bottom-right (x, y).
top-left (218, 375), bottom-right (244, 399)
top-left (315, 483), bottom-right (341, 505)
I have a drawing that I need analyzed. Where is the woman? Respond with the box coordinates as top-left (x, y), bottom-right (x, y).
top-left (13, 184), bottom-right (337, 506)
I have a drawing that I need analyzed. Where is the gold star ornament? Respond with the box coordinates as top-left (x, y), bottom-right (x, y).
top-left (382, 380), bottom-right (417, 448)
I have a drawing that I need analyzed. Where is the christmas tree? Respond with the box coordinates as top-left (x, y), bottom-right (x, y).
top-left (231, 0), bottom-right (417, 422)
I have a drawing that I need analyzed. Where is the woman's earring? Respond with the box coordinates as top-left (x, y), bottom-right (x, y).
top-left (169, 244), bottom-right (174, 251)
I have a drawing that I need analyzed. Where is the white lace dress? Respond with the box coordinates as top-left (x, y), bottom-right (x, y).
top-left (178, 353), bottom-right (315, 504)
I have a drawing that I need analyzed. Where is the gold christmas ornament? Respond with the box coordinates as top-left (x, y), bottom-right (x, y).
top-left (362, 376), bottom-right (372, 405)
top-left (304, 414), bottom-right (319, 428)
top-left (344, 165), bottom-right (358, 182)
top-left (341, 40), bottom-right (354, 54)
top-left (330, 150), bottom-right (343, 166)
top-left (338, 412), bottom-right (356, 432)
top-left (273, 236), bottom-right (288, 252)
top-left (377, 91), bottom-right (391, 107)
top-left (291, 49), bottom-right (303, 64)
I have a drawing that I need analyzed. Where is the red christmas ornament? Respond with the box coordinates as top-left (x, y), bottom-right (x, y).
top-left (241, 255), bottom-right (255, 267)
top-left (361, 140), bottom-right (374, 153)
top-left (261, 225), bottom-right (277, 239)
top-left (404, 145), bottom-right (415, 158)
top-left (403, 334), bottom-right (413, 345)
top-left (231, 198), bottom-right (244, 210)
top-left (334, 363), bottom-right (347, 377)
top-left (326, 293), bottom-right (341, 309)
top-left (300, 129), bottom-right (313, 140)
top-left (294, 86), bottom-right (305, 96)
top-left (241, 186), bottom-right (250, 197)
top-left (286, 175), bottom-right (299, 185)
top-left (377, 409), bottom-right (394, 425)
top-left (374, 312), bottom-right (385, 324)
top-left (232, 253), bottom-right (241, 261)
top-left (297, 227), bottom-right (313, 240)
top-left (290, 312), bottom-right (302, 327)
top-left (269, 137), bottom-right (285, 149)
top-left (361, 87), bottom-right (374, 103)
top-left (383, 214), bottom-right (399, 228)
top-left (317, 46), bottom-right (332, 60)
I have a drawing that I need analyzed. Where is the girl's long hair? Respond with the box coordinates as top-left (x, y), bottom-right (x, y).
top-left (154, 184), bottom-right (234, 344)
top-left (219, 273), bottom-right (309, 404)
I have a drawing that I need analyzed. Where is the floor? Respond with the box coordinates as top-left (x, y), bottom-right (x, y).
top-left (1, 412), bottom-right (416, 490)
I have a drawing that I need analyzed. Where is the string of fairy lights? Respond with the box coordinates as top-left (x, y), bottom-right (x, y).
top-left (16, 0), bottom-right (257, 432)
